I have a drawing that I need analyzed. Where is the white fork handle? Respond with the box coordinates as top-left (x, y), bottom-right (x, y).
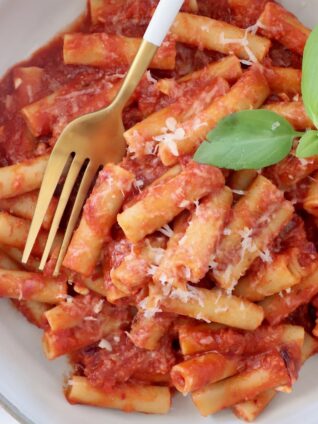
top-left (144, 0), bottom-right (184, 46)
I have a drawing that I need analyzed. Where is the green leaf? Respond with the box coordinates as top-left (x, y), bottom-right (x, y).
top-left (302, 25), bottom-right (318, 128)
top-left (194, 110), bottom-right (300, 170)
top-left (296, 130), bottom-right (318, 158)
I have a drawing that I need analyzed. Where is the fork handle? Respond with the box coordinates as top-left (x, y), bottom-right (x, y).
top-left (112, 0), bottom-right (184, 111)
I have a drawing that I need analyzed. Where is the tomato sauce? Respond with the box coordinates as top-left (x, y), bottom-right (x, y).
top-left (77, 332), bottom-right (176, 391)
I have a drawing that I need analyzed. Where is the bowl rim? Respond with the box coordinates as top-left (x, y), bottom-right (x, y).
top-left (1, 393), bottom-right (34, 424)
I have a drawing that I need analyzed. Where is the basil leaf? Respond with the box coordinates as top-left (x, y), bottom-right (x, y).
top-left (296, 130), bottom-right (318, 158)
top-left (194, 110), bottom-right (300, 170)
top-left (302, 25), bottom-right (318, 128)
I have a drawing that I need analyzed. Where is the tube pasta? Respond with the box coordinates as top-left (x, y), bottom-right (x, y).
top-left (260, 264), bottom-right (318, 325)
top-left (171, 13), bottom-right (271, 61)
top-left (171, 352), bottom-right (242, 393)
top-left (259, 2), bottom-right (310, 55)
top-left (233, 329), bottom-right (316, 422)
top-left (66, 376), bottom-right (171, 414)
top-left (111, 235), bottom-right (166, 295)
top-left (64, 33), bottom-right (176, 70)
top-left (178, 322), bottom-right (301, 356)
top-left (0, 155), bottom-right (48, 199)
top-left (0, 212), bottom-right (53, 257)
top-left (0, 190), bottom-right (57, 230)
top-left (159, 286), bottom-right (264, 331)
top-left (263, 101), bottom-right (314, 131)
top-left (155, 188), bottom-right (232, 286)
top-left (43, 306), bottom-right (129, 359)
top-left (158, 66), bottom-right (270, 166)
top-left (211, 176), bottom-right (294, 291)
top-left (129, 311), bottom-right (174, 350)
top-left (234, 247), bottom-right (313, 301)
top-left (117, 161), bottom-right (224, 243)
top-left (191, 350), bottom-right (290, 416)
top-left (125, 77), bottom-right (229, 157)
top-left (22, 78), bottom-right (121, 137)
top-left (156, 56), bottom-right (243, 95)
top-left (44, 294), bottom-right (105, 331)
top-left (264, 67), bottom-right (301, 96)
top-left (0, 269), bottom-right (67, 304)
top-left (63, 165), bottom-right (134, 276)
top-left (232, 389), bottom-right (276, 422)
top-left (304, 171), bottom-right (318, 217)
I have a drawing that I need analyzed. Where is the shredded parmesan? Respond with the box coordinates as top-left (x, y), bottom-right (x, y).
top-left (158, 224), bottom-right (174, 238)
top-left (170, 285), bottom-right (204, 307)
top-left (93, 299), bottom-right (104, 314)
top-left (220, 29), bottom-right (258, 64)
top-left (208, 255), bottom-right (218, 270)
top-left (239, 227), bottom-right (256, 253)
top-left (179, 199), bottom-right (191, 208)
top-left (146, 70), bottom-right (157, 84)
top-left (139, 295), bottom-right (162, 319)
top-left (14, 78), bottom-right (22, 89)
top-left (231, 189), bottom-right (245, 195)
top-left (196, 313), bottom-right (211, 323)
top-left (98, 339), bottom-right (113, 351)
top-left (153, 118), bottom-right (186, 157)
top-left (223, 228), bottom-right (232, 236)
top-left (66, 296), bottom-right (74, 304)
top-left (259, 248), bottom-right (273, 264)
top-left (134, 179), bottom-right (144, 191)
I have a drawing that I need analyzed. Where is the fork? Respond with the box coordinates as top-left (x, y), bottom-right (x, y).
top-left (22, 0), bottom-right (184, 276)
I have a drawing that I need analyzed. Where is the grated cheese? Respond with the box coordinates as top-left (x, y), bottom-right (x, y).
top-left (231, 189), bottom-right (245, 195)
top-left (134, 179), bottom-right (144, 191)
top-left (98, 339), bottom-right (113, 351)
top-left (93, 299), bottom-right (104, 314)
top-left (196, 313), bottom-right (211, 323)
top-left (220, 29), bottom-right (258, 63)
top-left (153, 117), bottom-right (186, 157)
top-left (179, 200), bottom-right (191, 208)
top-left (239, 227), bottom-right (256, 253)
top-left (158, 224), bottom-right (174, 238)
top-left (259, 248), bottom-right (273, 264)
top-left (208, 255), bottom-right (218, 270)
top-left (146, 70), bottom-right (157, 84)
top-left (14, 78), bottom-right (22, 89)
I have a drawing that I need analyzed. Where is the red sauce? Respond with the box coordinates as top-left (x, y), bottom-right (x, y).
top-left (78, 332), bottom-right (176, 391)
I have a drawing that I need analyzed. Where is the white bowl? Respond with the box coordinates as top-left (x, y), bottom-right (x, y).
top-left (0, 1), bottom-right (317, 423)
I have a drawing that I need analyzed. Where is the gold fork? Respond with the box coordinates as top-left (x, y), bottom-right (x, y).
top-left (22, 0), bottom-right (184, 276)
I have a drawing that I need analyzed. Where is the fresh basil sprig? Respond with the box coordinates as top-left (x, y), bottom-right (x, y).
top-left (194, 25), bottom-right (318, 170)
